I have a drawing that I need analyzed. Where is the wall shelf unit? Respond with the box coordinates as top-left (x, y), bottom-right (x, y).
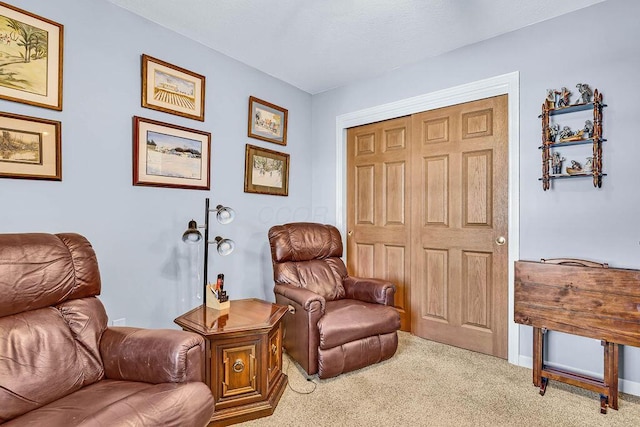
top-left (539, 89), bottom-right (606, 190)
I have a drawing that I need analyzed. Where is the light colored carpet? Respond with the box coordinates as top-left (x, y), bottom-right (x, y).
top-left (240, 332), bottom-right (640, 426)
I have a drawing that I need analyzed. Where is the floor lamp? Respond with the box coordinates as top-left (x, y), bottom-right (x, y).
top-left (182, 198), bottom-right (235, 305)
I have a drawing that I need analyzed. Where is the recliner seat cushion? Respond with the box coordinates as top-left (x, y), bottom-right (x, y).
top-left (2, 379), bottom-right (213, 427)
top-left (317, 299), bottom-right (401, 350)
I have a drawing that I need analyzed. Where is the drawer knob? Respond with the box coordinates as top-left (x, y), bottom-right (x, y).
top-left (232, 359), bottom-right (245, 373)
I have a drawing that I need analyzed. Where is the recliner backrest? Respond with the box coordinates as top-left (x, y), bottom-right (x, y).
top-left (268, 223), bottom-right (347, 301)
top-left (0, 233), bottom-right (107, 422)
top-left (0, 233), bottom-right (102, 317)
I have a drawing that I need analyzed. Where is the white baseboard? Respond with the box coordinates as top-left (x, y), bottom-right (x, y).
top-left (518, 355), bottom-right (640, 397)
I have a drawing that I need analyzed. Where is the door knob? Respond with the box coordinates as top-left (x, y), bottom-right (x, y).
top-left (348, 230), bottom-right (353, 236)
top-left (495, 236), bottom-right (506, 246)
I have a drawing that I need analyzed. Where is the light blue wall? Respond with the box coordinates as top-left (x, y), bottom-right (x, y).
top-left (0, 0), bottom-right (313, 327)
top-left (3, 0), bottom-right (639, 393)
top-left (311, 0), bottom-right (640, 388)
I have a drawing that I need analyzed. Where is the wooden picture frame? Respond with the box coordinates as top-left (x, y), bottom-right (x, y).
top-left (0, 111), bottom-right (61, 180)
top-left (141, 54), bottom-right (205, 121)
top-left (133, 116), bottom-right (210, 190)
top-left (248, 96), bottom-right (287, 146)
top-left (244, 144), bottom-right (289, 196)
top-left (0, 2), bottom-right (63, 110)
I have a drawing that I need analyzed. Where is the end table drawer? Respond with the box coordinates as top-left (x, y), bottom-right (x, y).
top-left (222, 344), bottom-right (257, 398)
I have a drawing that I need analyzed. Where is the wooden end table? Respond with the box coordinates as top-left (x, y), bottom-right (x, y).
top-left (174, 298), bottom-right (288, 426)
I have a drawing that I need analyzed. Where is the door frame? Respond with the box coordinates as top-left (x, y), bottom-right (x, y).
top-left (335, 71), bottom-right (520, 364)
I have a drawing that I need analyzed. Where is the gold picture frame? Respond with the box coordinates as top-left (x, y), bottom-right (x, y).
top-left (0, 111), bottom-right (61, 181)
top-left (0, 2), bottom-right (63, 110)
top-left (244, 144), bottom-right (289, 196)
top-left (141, 54), bottom-right (205, 121)
top-left (133, 116), bottom-right (210, 190)
top-left (248, 96), bottom-right (287, 146)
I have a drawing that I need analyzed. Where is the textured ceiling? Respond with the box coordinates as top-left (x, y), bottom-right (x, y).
top-left (108, 0), bottom-right (605, 94)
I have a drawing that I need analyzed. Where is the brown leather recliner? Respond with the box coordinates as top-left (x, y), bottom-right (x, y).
top-left (268, 222), bottom-right (400, 379)
top-left (0, 233), bottom-right (214, 426)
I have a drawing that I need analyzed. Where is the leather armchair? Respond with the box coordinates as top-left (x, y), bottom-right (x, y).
top-left (0, 233), bottom-right (214, 426)
top-left (268, 222), bottom-right (400, 379)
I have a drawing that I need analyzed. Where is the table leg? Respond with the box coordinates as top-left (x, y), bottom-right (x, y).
top-left (533, 327), bottom-right (544, 388)
top-left (604, 341), bottom-right (619, 411)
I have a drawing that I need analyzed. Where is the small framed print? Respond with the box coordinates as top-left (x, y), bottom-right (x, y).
top-left (244, 144), bottom-right (289, 196)
top-left (0, 2), bottom-right (64, 110)
top-left (0, 111), bottom-right (61, 181)
top-left (248, 96), bottom-right (287, 146)
top-left (141, 54), bottom-right (205, 121)
top-left (133, 116), bottom-right (210, 190)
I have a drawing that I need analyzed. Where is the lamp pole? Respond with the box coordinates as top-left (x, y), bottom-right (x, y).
top-left (203, 197), bottom-right (210, 305)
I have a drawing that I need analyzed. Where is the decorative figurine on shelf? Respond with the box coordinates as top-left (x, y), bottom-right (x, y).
top-left (583, 157), bottom-right (594, 173)
top-left (545, 89), bottom-right (556, 109)
top-left (575, 83), bottom-right (593, 105)
top-left (558, 126), bottom-right (576, 141)
top-left (548, 123), bottom-right (560, 142)
top-left (558, 125), bottom-right (587, 142)
top-left (556, 87), bottom-right (572, 108)
top-left (583, 120), bottom-right (594, 138)
top-left (550, 152), bottom-right (565, 175)
top-left (566, 160), bottom-right (583, 175)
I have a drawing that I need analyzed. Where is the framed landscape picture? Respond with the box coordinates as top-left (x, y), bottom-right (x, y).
top-left (133, 116), bottom-right (210, 190)
top-left (0, 111), bottom-right (61, 180)
top-left (248, 96), bottom-right (287, 146)
top-left (244, 144), bottom-right (289, 196)
top-left (0, 2), bottom-right (63, 110)
top-left (141, 54), bottom-right (205, 121)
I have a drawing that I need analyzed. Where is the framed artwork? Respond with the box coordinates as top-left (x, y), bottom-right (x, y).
top-left (0, 111), bottom-right (61, 180)
top-left (133, 116), bottom-right (210, 190)
top-left (244, 144), bottom-right (289, 196)
top-left (141, 54), bottom-right (205, 121)
top-left (0, 2), bottom-right (63, 110)
top-left (248, 96), bottom-right (287, 146)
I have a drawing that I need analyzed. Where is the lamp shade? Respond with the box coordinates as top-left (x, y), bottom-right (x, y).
top-left (182, 220), bottom-right (203, 243)
top-left (215, 236), bottom-right (235, 256)
top-left (215, 205), bottom-right (235, 225)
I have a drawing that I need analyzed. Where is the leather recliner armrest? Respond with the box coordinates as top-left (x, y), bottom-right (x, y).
top-left (274, 283), bottom-right (325, 375)
top-left (100, 327), bottom-right (205, 384)
top-left (343, 276), bottom-right (396, 306)
top-left (274, 283), bottom-right (326, 314)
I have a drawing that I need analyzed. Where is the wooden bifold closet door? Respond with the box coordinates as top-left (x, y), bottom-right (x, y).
top-left (347, 116), bottom-right (412, 331)
top-left (347, 95), bottom-right (508, 358)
